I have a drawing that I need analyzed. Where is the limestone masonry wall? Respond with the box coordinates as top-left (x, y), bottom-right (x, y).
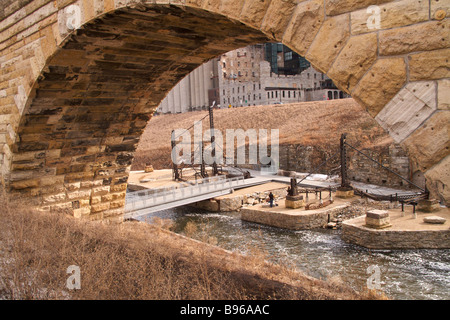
top-left (0, 0), bottom-right (448, 220)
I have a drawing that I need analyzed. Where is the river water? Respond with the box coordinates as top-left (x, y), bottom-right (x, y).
top-left (137, 206), bottom-right (449, 300)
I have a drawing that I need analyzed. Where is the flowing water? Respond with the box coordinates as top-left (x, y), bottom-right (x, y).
top-left (137, 206), bottom-right (449, 300)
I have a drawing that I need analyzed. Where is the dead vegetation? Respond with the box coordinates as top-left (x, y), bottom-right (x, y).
top-left (0, 191), bottom-right (386, 300)
top-left (133, 99), bottom-right (392, 170)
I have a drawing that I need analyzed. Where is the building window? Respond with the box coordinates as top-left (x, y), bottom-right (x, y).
top-left (237, 87), bottom-right (239, 93)
top-left (285, 51), bottom-right (292, 61)
top-left (268, 92), bottom-right (270, 99)
top-left (288, 91), bottom-right (291, 98)
top-left (282, 91), bottom-right (285, 98)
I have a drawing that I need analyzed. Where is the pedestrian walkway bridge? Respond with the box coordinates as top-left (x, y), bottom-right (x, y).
top-left (124, 175), bottom-right (270, 220)
top-left (124, 169), bottom-right (424, 220)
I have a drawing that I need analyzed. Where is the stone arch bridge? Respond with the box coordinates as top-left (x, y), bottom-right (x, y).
top-left (0, 0), bottom-right (448, 221)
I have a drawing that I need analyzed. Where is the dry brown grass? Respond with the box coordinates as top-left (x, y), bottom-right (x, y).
top-left (0, 191), bottom-right (385, 300)
top-left (133, 99), bottom-right (392, 170)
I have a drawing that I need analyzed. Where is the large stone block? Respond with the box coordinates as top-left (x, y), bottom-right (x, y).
top-left (350, 0), bottom-right (429, 35)
top-left (365, 209), bottom-right (391, 229)
top-left (403, 111), bottom-right (450, 172)
top-left (328, 33), bottom-right (378, 93)
top-left (438, 79), bottom-right (450, 110)
top-left (352, 57), bottom-right (406, 117)
top-left (261, 0), bottom-right (299, 40)
top-left (282, 0), bottom-right (324, 55)
top-left (239, 0), bottom-right (271, 29)
top-left (431, 0), bottom-right (450, 20)
top-left (418, 199), bottom-right (441, 213)
top-left (379, 19), bottom-right (450, 56)
top-left (425, 155), bottom-right (450, 206)
top-left (408, 48), bottom-right (450, 81)
top-left (375, 81), bottom-right (437, 143)
top-left (305, 13), bottom-right (350, 73)
top-left (325, 0), bottom-right (392, 16)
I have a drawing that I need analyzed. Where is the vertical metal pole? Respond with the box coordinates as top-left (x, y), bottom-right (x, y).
top-left (200, 141), bottom-right (206, 178)
top-left (209, 104), bottom-right (219, 176)
top-left (340, 133), bottom-right (349, 188)
top-left (171, 130), bottom-right (180, 181)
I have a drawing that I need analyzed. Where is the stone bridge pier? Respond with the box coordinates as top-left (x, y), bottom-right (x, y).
top-left (0, 0), bottom-right (448, 221)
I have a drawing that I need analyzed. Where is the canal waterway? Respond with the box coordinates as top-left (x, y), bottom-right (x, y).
top-left (137, 206), bottom-right (450, 300)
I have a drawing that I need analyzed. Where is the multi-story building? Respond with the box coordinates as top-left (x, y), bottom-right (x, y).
top-left (157, 43), bottom-right (349, 114)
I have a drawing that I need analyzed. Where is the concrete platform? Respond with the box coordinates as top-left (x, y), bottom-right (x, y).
top-left (342, 207), bottom-right (450, 249)
top-left (240, 193), bottom-right (351, 230)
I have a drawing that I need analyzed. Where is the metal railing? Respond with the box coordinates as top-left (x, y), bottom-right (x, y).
top-left (125, 175), bottom-right (246, 213)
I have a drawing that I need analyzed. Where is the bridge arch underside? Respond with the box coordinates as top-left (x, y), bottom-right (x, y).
top-left (8, 6), bottom-right (269, 220)
top-left (1, 1), bottom-right (449, 221)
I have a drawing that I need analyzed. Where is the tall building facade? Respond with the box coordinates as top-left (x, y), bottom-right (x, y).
top-left (157, 59), bottom-right (219, 114)
top-left (157, 44), bottom-right (349, 114)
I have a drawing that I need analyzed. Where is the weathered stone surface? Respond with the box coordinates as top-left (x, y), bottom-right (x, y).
top-left (350, 0), bottom-right (429, 35)
top-left (239, 0), bottom-right (271, 28)
top-left (418, 199), bottom-right (441, 213)
top-left (438, 79), bottom-right (450, 110)
top-left (425, 155), bottom-right (450, 205)
top-left (261, 0), bottom-right (299, 40)
top-left (325, 0), bottom-right (393, 16)
top-left (328, 33), bottom-right (378, 93)
top-left (202, 0), bottom-right (244, 20)
top-left (282, 0), bottom-right (324, 56)
top-left (335, 188), bottom-right (354, 198)
top-left (431, 0), bottom-right (450, 20)
top-left (403, 111), bottom-right (450, 172)
top-left (352, 58), bottom-right (406, 117)
top-left (379, 20), bottom-right (450, 56)
top-left (285, 198), bottom-right (305, 209)
top-left (423, 216), bottom-right (446, 224)
top-left (376, 81), bottom-right (437, 143)
top-left (409, 48), bottom-right (450, 81)
top-left (305, 13), bottom-right (350, 73)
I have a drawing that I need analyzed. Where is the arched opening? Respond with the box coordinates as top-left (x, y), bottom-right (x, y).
top-left (8, 5), bottom-right (270, 220)
top-left (3, 2), bottom-right (449, 220)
